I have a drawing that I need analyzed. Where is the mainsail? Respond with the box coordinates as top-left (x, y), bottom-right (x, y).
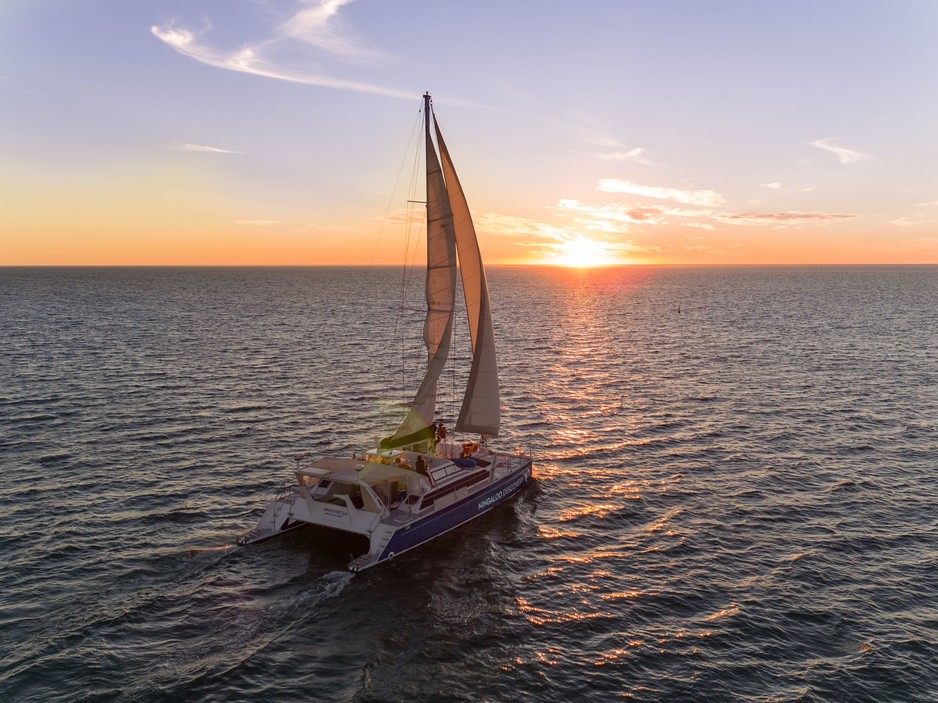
top-left (436, 121), bottom-right (500, 437)
top-left (383, 93), bottom-right (499, 448)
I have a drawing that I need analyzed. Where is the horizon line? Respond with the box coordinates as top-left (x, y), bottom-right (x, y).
top-left (3, 262), bottom-right (937, 269)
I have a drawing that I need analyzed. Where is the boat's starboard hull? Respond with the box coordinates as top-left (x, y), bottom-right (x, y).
top-left (353, 457), bottom-right (532, 571)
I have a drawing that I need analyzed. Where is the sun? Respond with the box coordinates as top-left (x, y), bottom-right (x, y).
top-left (548, 236), bottom-right (621, 267)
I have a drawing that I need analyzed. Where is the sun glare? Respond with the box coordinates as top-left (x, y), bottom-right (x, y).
top-left (548, 236), bottom-right (621, 267)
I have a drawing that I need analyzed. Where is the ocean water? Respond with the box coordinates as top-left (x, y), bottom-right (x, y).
top-left (1, 265), bottom-right (936, 702)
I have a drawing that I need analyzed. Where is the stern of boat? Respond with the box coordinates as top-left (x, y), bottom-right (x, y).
top-left (237, 482), bottom-right (304, 545)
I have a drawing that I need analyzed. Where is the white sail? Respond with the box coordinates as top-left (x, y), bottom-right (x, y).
top-left (383, 97), bottom-right (457, 448)
top-left (435, 119), bottom-right (501, 437)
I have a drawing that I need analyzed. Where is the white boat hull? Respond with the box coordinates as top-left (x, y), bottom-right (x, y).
top-left (239, 451), bottom-right (533, 572)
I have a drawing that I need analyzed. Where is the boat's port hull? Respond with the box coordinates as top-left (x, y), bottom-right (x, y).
top-left (237, 494), bottom-right (305, 545)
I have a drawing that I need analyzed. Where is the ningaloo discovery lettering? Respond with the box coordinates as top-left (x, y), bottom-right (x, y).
top-left (477, 473), bottom-right (527, 511)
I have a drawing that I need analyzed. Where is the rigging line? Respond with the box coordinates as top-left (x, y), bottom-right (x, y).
top-left (451, 292), bottom-right (458, 427)
top-left (402, 112), bottom-right (425, 408)
top-left (371, 102), bottom-right (421, 413)
top-left (367, 104), bottom-right (422, 271)
top-left (397, 100), bottom-right (427, 412)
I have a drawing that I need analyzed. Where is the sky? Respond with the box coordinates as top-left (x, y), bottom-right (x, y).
top-left (2, 0), bottom-right (938, 266)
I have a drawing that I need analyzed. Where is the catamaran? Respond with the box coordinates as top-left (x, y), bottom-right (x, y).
top-left (238, 94), bottom-right (533, 572)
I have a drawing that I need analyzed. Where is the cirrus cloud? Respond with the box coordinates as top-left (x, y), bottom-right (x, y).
top-left (172, 143), bottom-right (241, 154)
top-left (809, 138), bottom-right (872, 165)
top-left (715, 211), bottom-right (854, 226)
top-left (151, 0), bottom-right (411, 99)
top-left (597, 179), bottom-right (726, 207)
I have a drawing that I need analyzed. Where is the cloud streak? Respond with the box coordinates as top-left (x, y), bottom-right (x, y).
top-left (151, 0), bottom-right (411, 99)
top-left (557, 185), bottom-right (855, 235)
top-left (760, 181), bottom-right (814, 192)
top-left (809, 138), bottom-right (872, 165)
top-left (716, 211), bottom-right (854, 226)
top-left (558, 199), bottom-right (666, 228)
top-left (585, 177), bottom-right (853, 232)
top-left (173, 143), bottom-right (241, 154)
top-left (597, 179), bottom-right (726, 207)
top-left (597, 147), bottom-right (656, 166)
top-left (278, 0), bottom-right (384, 60)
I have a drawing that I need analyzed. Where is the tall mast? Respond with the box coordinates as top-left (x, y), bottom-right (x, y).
top-left (423, 92), bottom-right (432, 207)
top-left (381, 92), bottom-right (457, 449)
top-left (423, 92), bottom-right (432, 137)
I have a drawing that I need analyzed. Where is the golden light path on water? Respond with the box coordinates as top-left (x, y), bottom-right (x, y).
top-left (500, 265), bottom-right (705, 677)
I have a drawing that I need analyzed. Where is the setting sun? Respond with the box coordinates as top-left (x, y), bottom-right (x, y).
top-left (546, 236), bottom-right (623, 267)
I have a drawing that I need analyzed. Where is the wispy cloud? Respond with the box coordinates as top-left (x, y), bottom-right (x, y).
top-left (586, 136), bottom-right (657, 166)
top-left (477, 213), bottom-right (572, 243)
top-left (716, 211), bottom-right (854, 226)
top-left (278, 0), bottom-right (384, 60)
top-left (151, 0), bottom-right (410, 99)
top-left (888, 215), bottom-right (938, 228)
top-left (557, 199), bottom-right (666, 228)
top-left (760, 181), bottom-right (814, 192)
top-left (236, 219), bottom-right (282, 226)
top-left (597, 147), bottom-right (656, 166)
top-left (887, 200), bottom-right (938, 228)
top-left (809, 138), bottom-right (872, 165)
top-left (173, 143), bottom-right (241, 154)
top-left (377, 206), bottom-right (429, 227)
top-left (560, 190), bottom-right (853, 233)
top-left (597, 179), bottom-right (726, 207)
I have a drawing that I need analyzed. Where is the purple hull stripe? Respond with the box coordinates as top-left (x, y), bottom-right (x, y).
top-left (377, 461), bottom-right (532, 561)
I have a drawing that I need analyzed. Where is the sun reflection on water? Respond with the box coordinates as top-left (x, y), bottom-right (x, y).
top-left (702, 603), bottom-right (740, 621)
top-left (536, 525), bottom-right (581, 540)
top-left (515, 595), bottom-right (615, 627)
top-left (646, 507), bottom-right (683, 533)
top-left (558, 502), bottom-right (625, 522)
top-left (599, 590), bottom-right (645, 602)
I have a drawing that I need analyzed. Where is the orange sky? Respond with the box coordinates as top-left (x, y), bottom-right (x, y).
top-left (3, 2), bottom-right (938, 267)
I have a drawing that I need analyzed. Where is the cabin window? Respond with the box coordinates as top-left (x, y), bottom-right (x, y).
top-left (419, 469), bottom-right (489, 508)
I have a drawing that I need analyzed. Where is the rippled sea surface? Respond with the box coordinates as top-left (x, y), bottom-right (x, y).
top-left (1, 265), bottom-right (936, 702)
